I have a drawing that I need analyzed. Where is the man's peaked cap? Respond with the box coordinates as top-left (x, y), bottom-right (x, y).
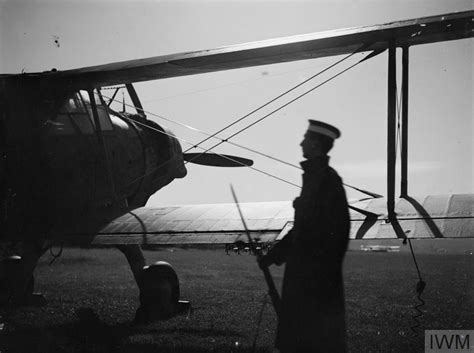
top-left (307, 120), bottom-right (341, 140)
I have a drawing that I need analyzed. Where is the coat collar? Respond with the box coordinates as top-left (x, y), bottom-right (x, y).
top-left (300, 155), bottom-right (330, 172)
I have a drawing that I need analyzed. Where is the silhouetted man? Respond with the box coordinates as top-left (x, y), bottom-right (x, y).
top-left (259, 119), bottom-right (350, 353)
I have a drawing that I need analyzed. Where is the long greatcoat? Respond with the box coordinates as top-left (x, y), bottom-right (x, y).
top-left (267, 156), bottom-right (350, 353)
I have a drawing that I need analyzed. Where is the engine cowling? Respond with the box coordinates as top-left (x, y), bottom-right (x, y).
top-left (119, 114), bottom-right (187, 207)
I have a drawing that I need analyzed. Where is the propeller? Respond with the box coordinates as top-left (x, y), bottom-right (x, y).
top-left (183, 153), bottom-right (253, 167)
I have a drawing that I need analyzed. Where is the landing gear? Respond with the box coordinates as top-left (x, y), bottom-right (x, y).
top-left (135, 261), bottom-right (191, 323)
top-left (0, 240), bottom-right (48, 306)
top-left (0, 255), bottom-right (46, 306)
top-left (116, 245), bottom-right (191, 323)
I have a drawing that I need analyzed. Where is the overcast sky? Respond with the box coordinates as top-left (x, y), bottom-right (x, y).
top-left (1, 0), bottom-right (472, 206)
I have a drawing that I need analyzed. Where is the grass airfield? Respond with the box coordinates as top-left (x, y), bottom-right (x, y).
top-left (0, 247), bottom-right (472, 353)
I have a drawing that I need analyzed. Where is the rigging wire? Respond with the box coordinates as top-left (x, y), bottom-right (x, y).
top-left (104, 48), bottom-right (361, 147)
top-left (102, 54), bottom-right (361, 191)
top-left (102, 47), bottom-right (381, 195)
top-left (107, 48), bottom-right (364, 154)
top-left (103, 92), bottom-right (298, 171)
top-left (394, 84), bottom-right (426, 334)
top-left (185, 50), bottom-right (380, 166)
top-left (106, 96), bottom-right (381, 198)
top-left (395, 82), bottom-right (402, 161)
top-left (116, 113), bottom-right (301, 189)
top-left (118, 112), bottom-right (377, 200)
top-left (182, 46), bottom-right (368, 154)
top-left (106, 87), bottom-right (121, 108)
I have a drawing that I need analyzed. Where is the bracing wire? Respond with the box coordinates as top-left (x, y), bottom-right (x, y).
top-left (395, 83), bottom-right (403, 161)
top-left (183, 46), bottom-right (368, 154)
top-left (103, 55), bottom-right (359, 190)
top-left (105, 98), bottom-right (381, 197)
top-left (116, 112), bottom-right (378, 216)
top-left (104, 48), bottom-right (360, 150)
top-left (102, 47), bottom-right (380, 194)
top-left (394, 83), bottom-right (426, 333)
top-left (392, 80), bottom-right (427, 332)
top-left (102, 93), bottom-right (300, 171)
top-left (107, 48), bottom-right (364, 156)
top-left (116, 113), bottom-right (301, 189)
top-left (185, 50), bottom-right (378, 167)
top-left (116, 114), bottom-right (246, 165)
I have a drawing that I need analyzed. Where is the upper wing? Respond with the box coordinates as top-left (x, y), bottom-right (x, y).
top-left (57, 194), bottom-right (473, 245)
top-left (5, 11), bottom-right (473, 89)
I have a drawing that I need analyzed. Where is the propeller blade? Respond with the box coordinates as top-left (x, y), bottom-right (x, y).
top-left (183, 153), bottom-right (253, 167)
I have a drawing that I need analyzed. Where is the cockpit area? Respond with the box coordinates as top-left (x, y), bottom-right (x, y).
top-left (43, 86), bottom-right (186, 211)
top-left (47, 90), bottom-right (113, 136)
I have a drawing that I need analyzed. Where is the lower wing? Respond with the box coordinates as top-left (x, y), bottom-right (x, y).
top-left (54, 194), bottom-right (473, 245)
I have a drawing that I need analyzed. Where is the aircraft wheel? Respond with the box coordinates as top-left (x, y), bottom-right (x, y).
top-left (136, 261), bottom-right (179, 321)
top-left (0, 256), bottom-right (34, 305)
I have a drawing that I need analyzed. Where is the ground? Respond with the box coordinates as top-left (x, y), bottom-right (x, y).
top-left (0, 247), bottom-right (472, 353)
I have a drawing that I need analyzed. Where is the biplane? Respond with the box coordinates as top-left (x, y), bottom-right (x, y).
top-left (0, 11), bottom-right (472, 319)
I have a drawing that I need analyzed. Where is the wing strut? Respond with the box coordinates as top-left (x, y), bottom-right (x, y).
top-left (88, 89), bottom-right (118, 203)
top-left (400, 46), bottom-right (409, 197)
top-left (125, 83), bottom-right (144, 114)
top-left (387, 42), bottom-right (397, 220)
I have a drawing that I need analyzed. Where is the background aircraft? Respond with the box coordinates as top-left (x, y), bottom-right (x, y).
top-left (0, 10), bottom-right (472, 319)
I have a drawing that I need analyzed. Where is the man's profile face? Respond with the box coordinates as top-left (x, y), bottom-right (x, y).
top-left (300, 132), bottom-right (323, 159)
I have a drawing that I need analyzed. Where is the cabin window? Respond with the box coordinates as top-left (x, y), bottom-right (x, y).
top-left (80, 90), bottom-right (114, 132)
top-left (60, 94), bottom-right (86, 115)
top-left (50, 93), bottom-right (93, 135)
top-left (70, 93), bottom-right (94, 134)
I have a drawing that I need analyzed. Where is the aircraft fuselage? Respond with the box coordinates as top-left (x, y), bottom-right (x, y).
top-left (0, 78), bottom-right (186, 241)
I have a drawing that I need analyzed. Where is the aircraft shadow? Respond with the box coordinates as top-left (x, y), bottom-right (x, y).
top-left (353, 195), bottom-right (445, 239)
top-left (402, 195), bottom-right (444, 238)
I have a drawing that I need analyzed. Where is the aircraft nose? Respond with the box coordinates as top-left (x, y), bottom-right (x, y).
top-left (164, 130), bottom-right (187, 179)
